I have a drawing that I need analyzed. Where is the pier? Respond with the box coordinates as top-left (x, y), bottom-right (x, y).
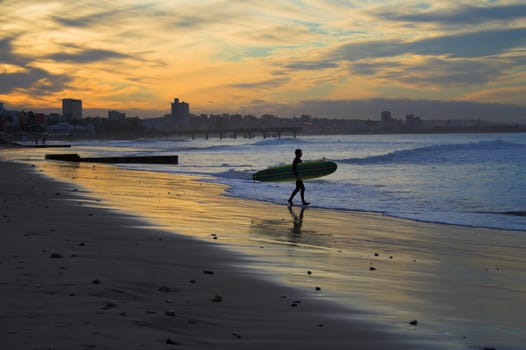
top-left (150, 126), bottom-right (302, 140)
top-left (17, 144), bottom-right (71, 148)
top-left (45, 154), bottom-right (178, 164)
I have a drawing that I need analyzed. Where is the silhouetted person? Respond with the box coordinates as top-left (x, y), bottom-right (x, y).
top-left (288, 149), bottom-right (309, 206)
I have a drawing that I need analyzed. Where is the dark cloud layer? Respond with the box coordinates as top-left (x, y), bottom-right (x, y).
top-left (0, 67), bottom-right (72, 94)
top-left (0, 36), bottom-right (29, 65)
top-left (297, 98), bottom-right (526, 122)
top-left (333, 28), bottom-right (526, 60)
top-left (47, 48), bottom-right (134, 64)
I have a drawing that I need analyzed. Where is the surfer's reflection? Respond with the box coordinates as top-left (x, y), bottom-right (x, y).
top-left (289, 206), bottom-right (306, 236)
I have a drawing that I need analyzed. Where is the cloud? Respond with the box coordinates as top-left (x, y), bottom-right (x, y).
top-left (238, 24), bottom-right (323, 45)
top-left (350, 57), bottom-right (504, 87)
top-left (0, 66), bottom-right (72, 94)
top-left (0, 37), bottom-right (15, 63)
top-left (0, 36), bottom-right (30, 65)
top-left (229, 77), bottom-right (289, 90)
top-left (283, 61), bottom-right (339, 71)
top-left (374, 4), bottom-right (526, 26)
top-left (46, 48), bottom-right (135, 64)
top-left (51, 9), bottom-right (121, 28)
top-left (333, 28), bottom-right (526, 60)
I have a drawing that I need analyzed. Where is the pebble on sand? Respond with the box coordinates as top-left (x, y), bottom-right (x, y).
top-left (166, 338), bottom-right (180, 345)
top-left (101, 301), bottom-right (117, 310)
top-left (211, 295), bottom-right (223, 303)
top-left (232, 332), bottom-right (241, 339)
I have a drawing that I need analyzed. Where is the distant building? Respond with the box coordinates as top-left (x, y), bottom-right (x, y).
top-left (171, 98), bottom-right (189, 129)
top-left (62, 99), bottom-right (82, 120)
top-left (405, 114), bottom-right (422, 128)
top-left (380, 110), bottom-right (401, 129)
top-left (108, 110), bottom-right (126, 121)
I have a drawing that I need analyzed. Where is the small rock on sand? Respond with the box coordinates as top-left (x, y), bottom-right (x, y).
top-left (166, 338), bottom-right (180, 345)
top-left (211, 295), bottom-right (222, 303)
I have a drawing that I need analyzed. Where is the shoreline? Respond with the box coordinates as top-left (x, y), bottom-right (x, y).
top-left (0, 160), bottom-right (455, 349)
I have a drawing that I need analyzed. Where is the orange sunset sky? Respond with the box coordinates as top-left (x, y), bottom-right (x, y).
top-left (1, 1), bottom-right (526, 120)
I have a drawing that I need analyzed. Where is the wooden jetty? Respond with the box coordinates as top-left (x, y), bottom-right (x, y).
top-left (45, 153), bottom-right (178, 164)
top-left (18, 144), bottom-right (71, 148)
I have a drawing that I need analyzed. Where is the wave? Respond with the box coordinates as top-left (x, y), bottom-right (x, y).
top-left (252, 137), bottom-right (313, 147)
top-left (337, 140), bottom-right (526, 165)
top-left (211, 168), bottom-right (254, 181)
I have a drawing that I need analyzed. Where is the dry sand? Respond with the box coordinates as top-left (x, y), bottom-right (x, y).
top-left (0, 160), bottom-right (458, 349)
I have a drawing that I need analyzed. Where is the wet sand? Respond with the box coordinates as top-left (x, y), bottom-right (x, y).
top-left (2, 158), bottom-right (525, 349)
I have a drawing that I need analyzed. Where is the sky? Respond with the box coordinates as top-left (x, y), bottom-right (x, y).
top-left (1, 0), bottom-right (526, 121)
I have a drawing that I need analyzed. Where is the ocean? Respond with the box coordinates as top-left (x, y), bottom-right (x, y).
top-left (67, 132), bottom-right (526, 231)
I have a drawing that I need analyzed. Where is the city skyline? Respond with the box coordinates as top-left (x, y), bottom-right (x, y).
top-left (1, 1), bottom-right (526, 122)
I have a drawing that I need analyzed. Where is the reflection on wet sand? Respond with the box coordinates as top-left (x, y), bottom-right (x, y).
top-left (289, 206), bottom-right (304, 236)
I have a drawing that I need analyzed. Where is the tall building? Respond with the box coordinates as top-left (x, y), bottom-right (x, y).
top-left (381, 110), bottom-right (392, 122)
top-left (62, 99), bottom-right (83, 120)
top-left (171, 98), bottom-right (190, 129)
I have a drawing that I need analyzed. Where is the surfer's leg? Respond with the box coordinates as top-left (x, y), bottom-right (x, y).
top-left (299, 181), bottom-right (309, 205)
top-left (289, 188), bottom-right (298, 204)
top-left (289, 181), bottom-right (301, 204)
top-left (300, 190), bottom-right (309, 205)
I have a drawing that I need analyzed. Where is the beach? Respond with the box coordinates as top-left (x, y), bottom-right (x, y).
top-left (0, 159), bottom-right (447, 349)
top-left (1, 156), bottom-right (525, 349)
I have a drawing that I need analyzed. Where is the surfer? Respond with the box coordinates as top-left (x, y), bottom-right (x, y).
top-left (288, 149), bottom-right (310, 206)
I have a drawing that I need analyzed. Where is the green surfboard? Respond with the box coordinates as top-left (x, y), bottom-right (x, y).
top-left (252, 160), bottom-right (337, 182)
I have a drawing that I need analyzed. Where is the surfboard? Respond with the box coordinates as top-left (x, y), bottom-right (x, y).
top-left (252, 160), bottom-right (337, 182)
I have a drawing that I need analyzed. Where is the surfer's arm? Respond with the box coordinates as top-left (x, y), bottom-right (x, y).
top-left (292, 158), bottom-right (300, 179)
